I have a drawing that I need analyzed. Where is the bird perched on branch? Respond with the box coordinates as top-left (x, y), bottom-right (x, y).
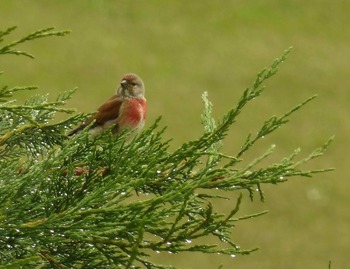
top-left (68, 73), bottom-right (146, 137)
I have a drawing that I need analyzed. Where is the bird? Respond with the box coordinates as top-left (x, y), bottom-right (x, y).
top-left (68, 73), bottom-right (147, 137)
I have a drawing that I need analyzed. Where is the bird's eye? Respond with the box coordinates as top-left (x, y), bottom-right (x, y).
top-left (131, 82), bottom-right (137, 86)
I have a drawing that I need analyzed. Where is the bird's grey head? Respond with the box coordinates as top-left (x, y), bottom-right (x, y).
top-left (117, 73), bottom-right (145, 99)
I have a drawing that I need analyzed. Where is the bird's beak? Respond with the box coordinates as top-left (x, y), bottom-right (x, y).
top-left (120, 80), bottom-right (128, 87)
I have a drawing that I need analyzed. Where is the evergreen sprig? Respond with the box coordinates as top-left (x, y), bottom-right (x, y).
top-left (0, 27), bottom-right (333, 269)
top-left (0, 26), bottom-right (70, 59)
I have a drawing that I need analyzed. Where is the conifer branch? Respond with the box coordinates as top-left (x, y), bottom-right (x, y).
top-left (0, 26), bottom-right (70, 58)
top-left (0, 86), bottom-right (37, 102)
top-left (0, 28), bottom-right (332, 268)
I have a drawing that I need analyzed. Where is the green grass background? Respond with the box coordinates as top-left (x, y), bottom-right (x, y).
top-left (1, 1), bottom-right (349, 268)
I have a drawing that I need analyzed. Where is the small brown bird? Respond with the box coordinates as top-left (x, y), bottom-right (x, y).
top-left (68, 73), bottom-right (147, 137)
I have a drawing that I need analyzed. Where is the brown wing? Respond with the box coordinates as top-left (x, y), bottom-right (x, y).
top-left (94, 95), bottom-right (123, 124)
top-left (68, 95), bottom-right (123, 136)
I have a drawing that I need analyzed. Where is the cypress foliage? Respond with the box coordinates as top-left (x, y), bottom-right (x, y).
top-left (0, 27), bottom-right (333, 268)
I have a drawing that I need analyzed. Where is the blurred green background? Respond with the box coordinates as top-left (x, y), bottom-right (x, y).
top-left (1, 1), bottom-right (349, 268)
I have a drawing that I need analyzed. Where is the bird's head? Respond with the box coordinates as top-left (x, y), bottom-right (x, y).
top-left (117, 73), bottom-right (145, 99)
